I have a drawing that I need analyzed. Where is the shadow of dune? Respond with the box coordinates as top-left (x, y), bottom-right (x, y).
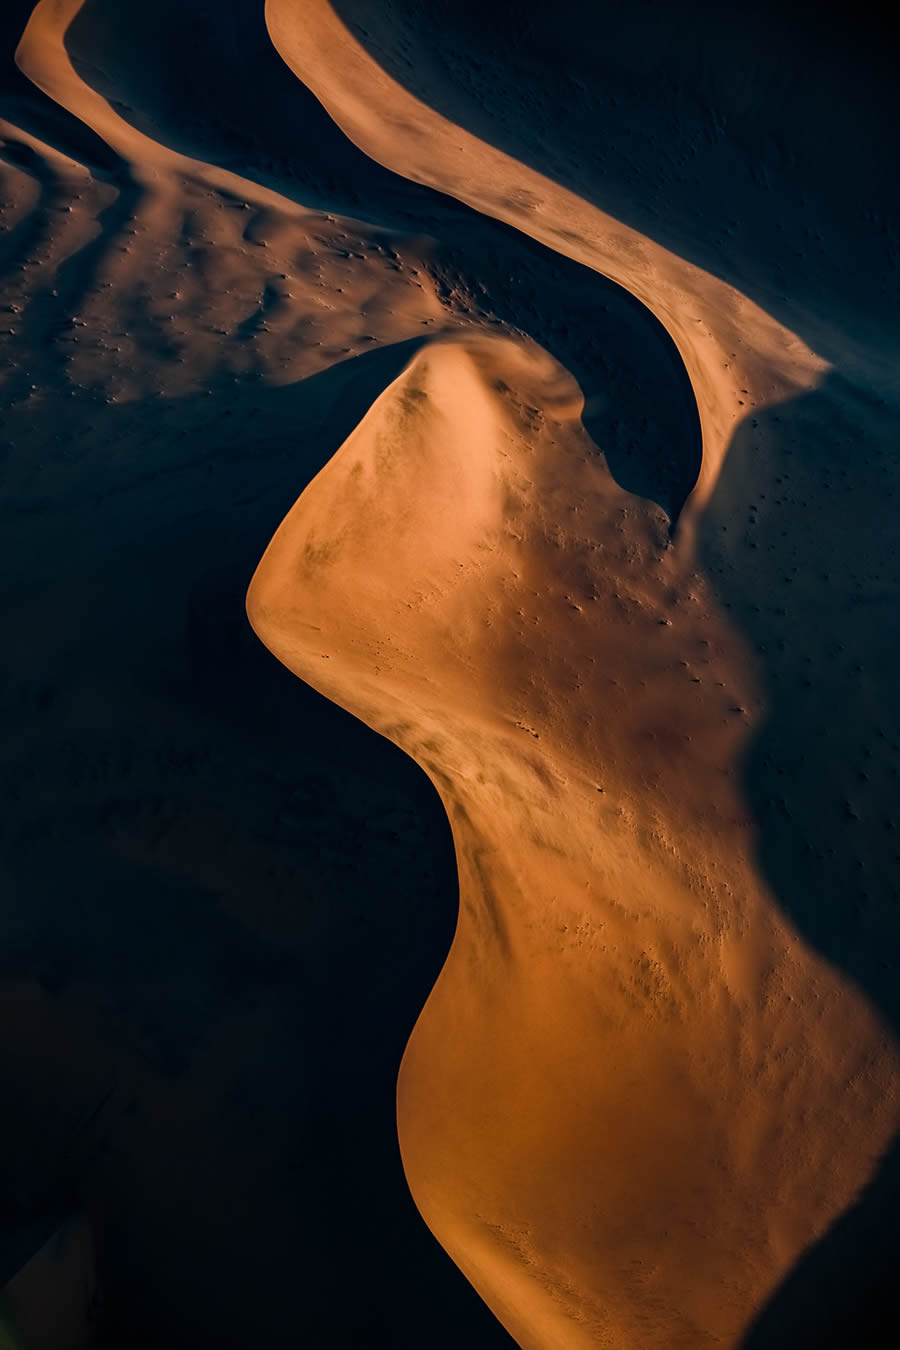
top-left (0, 135), bottom-right (69, 279)
top-left (2, 152), bottom-right (145, 404)
top-left (424, 236), bottom-right (700, 523)
top-left (64, 0), bottom-right (472, 233)
top-left (61, 0), bottom-right (701, 523)
top-left (700, 374), bottom-right (900, 1346)
top-left (332, 0), bottom-right (900, 391)
top-left (1, 333), bottom-right (527, 1348)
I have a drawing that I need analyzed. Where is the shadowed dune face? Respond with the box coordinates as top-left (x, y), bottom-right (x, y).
top-left (59, 0), bottom-right (454, 226)
top-left (4, 1), bottom-right (900, 1347)
top-left (330, 0), bottom-right (900, 390)
top-left (55, 0), bottom-right (706, 523)
top-left (704, 375), bottom-right (900, 1347)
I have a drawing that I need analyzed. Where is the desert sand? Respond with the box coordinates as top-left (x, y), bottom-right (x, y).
top-left (2, 2), bottom-right (900, 1347)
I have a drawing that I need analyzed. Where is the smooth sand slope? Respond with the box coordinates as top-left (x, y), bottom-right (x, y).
top-left (4, 2), bottom-right (900, 1347)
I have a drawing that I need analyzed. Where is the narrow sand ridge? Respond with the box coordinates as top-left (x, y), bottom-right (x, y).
top-left (3, 2), bottom-right (900, 1348)
top-left (266, 0), bottom-right (833, 532)
top-left (329, 0), bottom-right (900, 395)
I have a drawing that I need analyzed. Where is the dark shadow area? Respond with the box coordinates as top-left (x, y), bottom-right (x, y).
top-left (333, 0), bottom-right (900, 391)
top-left (60, 0), bottom-right (700, 522)
top-left (0, 331), bottom-right (527, 1349)
top-left (64, 0), bottom-right (471, 235)
top-left (424, 237), bottom-right (700, 523)
top-left (700, 374), bottom-right (900, 1347)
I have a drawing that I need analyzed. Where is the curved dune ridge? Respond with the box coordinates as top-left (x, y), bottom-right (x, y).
top-left (4, 2), bottom-right (900, 1348)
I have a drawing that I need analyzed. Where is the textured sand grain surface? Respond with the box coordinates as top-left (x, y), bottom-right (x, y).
top-left (3, 2), bottom-right (900, 1347)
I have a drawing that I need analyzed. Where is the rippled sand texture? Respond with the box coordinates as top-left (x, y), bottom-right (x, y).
top-left (6, 2), bottom-right (900, 1347)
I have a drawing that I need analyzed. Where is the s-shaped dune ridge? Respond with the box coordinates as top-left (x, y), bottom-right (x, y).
top-left (5, 2), bottom-right (900, 1347)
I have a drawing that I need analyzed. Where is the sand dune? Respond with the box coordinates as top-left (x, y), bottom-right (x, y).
top-left (248, 333), bottom-right (897, 1347)
top-left (3, 2), bottom-right (900, 1347)
top-left (266, 0), bottom-right (832, 529)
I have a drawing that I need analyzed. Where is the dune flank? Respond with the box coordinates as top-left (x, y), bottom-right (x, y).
top-left (3, 2), bottom-right (900, 1347)
top-left (248, 332), bottom-right (897, 1347)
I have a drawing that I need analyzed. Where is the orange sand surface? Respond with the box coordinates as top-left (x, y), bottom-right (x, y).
top-left (3, 3), bottom-right (900, 1347)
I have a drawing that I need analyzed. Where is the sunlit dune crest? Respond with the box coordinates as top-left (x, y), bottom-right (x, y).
top-left (2, 1), bottom-right (899, 1347)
